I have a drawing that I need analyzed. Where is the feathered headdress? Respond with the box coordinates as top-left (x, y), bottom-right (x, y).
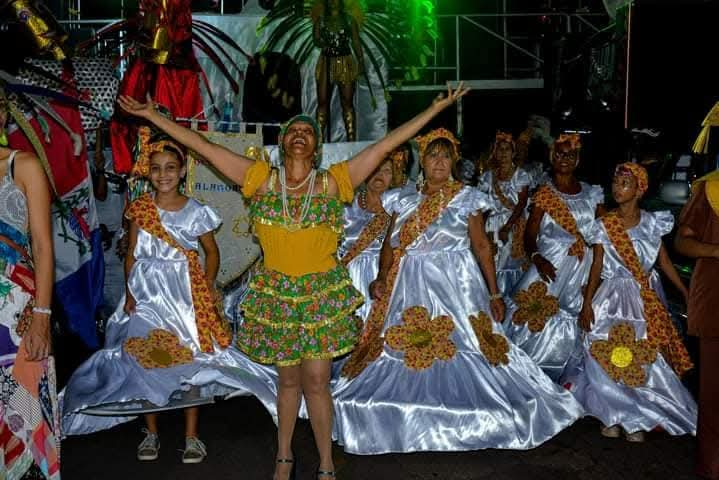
top-left (258, 0), bottom-right (439, 107)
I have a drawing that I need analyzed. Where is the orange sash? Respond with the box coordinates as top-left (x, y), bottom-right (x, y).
top-left (600, 212), bottom-right (693, 376)
top-left (126, 194), bottom-right (231, 353)
top-left (532, 184), bottom-right (586, 260)
top-left (340, 211), bottom-right (391, 266)
top-left (342, 181), bottom-right (463, 378)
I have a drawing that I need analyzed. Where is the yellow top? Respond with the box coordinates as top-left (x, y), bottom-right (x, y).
top-left (242, 160), bottom-right (354, 277)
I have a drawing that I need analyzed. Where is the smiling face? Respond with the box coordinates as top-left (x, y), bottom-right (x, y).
top-left (282, 121), bottom-right (318, 164)
top-left (366, 160), bottom-right (393, 195)
top-left (149, 150), bottom-right (186, 194)
top-left (422, 139), bottom-right (456, 184)
top-left (551, 143), bottom-right (579, 175)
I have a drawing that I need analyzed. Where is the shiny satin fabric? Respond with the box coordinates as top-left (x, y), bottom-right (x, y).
top-left (478, 168), bottom-right (532, 296)
top-left (331, 185), bottom-right (583, 454)
top-left (338, 196), bottom-right (386, 321)
top-left (562, 211), bottom-right (697, 435)
top-left (504, 182), bottom-right (604, 382)
top-left (61, 200), bottom-right (281, 435)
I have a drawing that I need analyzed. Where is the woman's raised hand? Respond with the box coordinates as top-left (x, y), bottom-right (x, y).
top-left (432, 81), bottom-right (471, 111)
top-left (117, 94), bottom-right (157, 120)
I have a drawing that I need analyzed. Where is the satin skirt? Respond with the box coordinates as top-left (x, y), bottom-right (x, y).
top-left (504, 252), bottom-right (591, 382)
top-left (562, 276), bottom-right (697, 435)
top-left (331, 249), bottom-right (583, 454)
top-left (61, 297), bottom-right (283, 435)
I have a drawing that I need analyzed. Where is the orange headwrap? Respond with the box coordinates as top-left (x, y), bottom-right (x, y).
top-left (388, 147), bottom-right (409, 187)
top-left (554, 133), bottom-right (582, 151)
top-left (615, 162), bottom-right (649, 195)
top-left (414, 128), bottom-right (461, 160)
top-left (132, 126), bottom-right (186, 178)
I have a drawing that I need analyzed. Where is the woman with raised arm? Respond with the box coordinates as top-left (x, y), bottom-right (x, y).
top-left (1, 88), bottom-right (59, 478)
top-left (118, 83), bottom-right (468, 480)
top-left (330, 128), bottom-right (583, 455)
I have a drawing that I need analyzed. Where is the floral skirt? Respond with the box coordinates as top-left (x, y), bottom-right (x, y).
top-left (237, 264), bottom-right (363, 367)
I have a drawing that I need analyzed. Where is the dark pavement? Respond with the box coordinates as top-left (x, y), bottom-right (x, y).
top-left (61, 395), bottom-right (700, 480)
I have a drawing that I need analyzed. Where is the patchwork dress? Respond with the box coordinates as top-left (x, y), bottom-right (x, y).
top-left (562, 211), bottom-right (696, 435)
top-left (504, 182), bottom-right (604, 382)
top-left (331, 183), bottom-right (583, 454)
top-left (1, 151), bottom-right (60, 480)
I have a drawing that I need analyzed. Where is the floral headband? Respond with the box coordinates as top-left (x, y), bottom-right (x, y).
top-left (615, 162), bottom-right (648, 195)
top-left (414, 128), bottom-right (460, 160)
top-left (554, 133), bottom-right (582, 151)
top-left (132, 126), bottom-right (186, 178)
top-left (278, 114), bottom-right (323, 165)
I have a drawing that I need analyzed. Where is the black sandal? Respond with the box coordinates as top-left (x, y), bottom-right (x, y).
top-left (275, 457), bottom-right (296, 480)
top-left (317, 469), bottom-right (336, 479)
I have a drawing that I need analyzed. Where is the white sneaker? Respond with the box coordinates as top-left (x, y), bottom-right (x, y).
top-left (625, 430), bottom-right (646, 443)
top-left (181, 437), bottom-right (207, 464)
top-left (137, 429), bottom-right (160, 461)
top-left (600, 425), bottom-right (622, 438)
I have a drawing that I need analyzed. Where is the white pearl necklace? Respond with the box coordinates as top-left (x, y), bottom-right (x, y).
top-left (279, 166), bottom-right (316, 231)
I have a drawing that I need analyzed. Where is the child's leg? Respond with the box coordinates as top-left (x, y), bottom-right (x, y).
top-left (184, 407), bottom-right (199, 438)
top-left (144, 413), bottom-right (159, 434)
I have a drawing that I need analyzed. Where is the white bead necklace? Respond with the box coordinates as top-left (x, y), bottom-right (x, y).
top-left (280, 166), bottom-right (316, 231)
top-left (279, 166), bottom-right (314, 191)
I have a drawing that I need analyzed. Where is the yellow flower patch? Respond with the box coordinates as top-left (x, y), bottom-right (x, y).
top-left (124, 329), bottom-right (194, 369)
top-left (385, 306), bottom-right (456, 371)
top-left (512, 281), bottom-right (560, 332)
top-left (590, 322), bottom-right (656, 388)
top-left (470, 312), bottom-right (510, 366)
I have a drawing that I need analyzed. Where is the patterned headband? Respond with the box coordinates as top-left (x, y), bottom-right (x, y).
top-left (494, 131), bottom-right (515, 146)
top-left (554, 133), bottom-right (582, 151)
top-left (132, 126), bottom-right (186, 178)
top-left (615, 162), bottom-right (648, 195)
top-left (414, 128), bottom-right (461, 160)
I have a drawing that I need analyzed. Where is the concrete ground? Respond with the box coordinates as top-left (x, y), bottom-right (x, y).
top-left (61, 395), bottom-right (700, 480)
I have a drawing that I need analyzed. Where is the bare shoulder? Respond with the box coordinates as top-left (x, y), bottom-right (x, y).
top-left (13, 152), bottom-right (50, 190)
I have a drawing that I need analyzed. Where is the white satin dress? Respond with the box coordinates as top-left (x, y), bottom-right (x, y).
top-left (503, 182), bottom-right (604, 382)
top-left (331, 184), bottom-right (583, 454)
top-left (561, 210), bottom-right (697, 435)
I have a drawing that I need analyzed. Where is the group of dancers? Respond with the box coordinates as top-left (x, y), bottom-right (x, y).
top-left (1, 83), bottom-right (699, 480)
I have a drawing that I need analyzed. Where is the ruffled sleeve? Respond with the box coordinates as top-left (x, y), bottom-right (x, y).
top-left (651, 210), bottom-right (675, 238)
top-left (513, 168), bottom-right (532, 190)
top-left (191, 202), bottom-right (223, 237)
top-left (583, 218), bottom-right (608, 246)
top-left (457, 187), bottom-right (492, 217)
top-left (241, 160), bottom-right (271, 198)
top-left (381, 187), bottom-right (403, 214)
top-left (588, 184), bottom-right (605, 209)
top-left (328, 161), bottom-right (354, 203)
